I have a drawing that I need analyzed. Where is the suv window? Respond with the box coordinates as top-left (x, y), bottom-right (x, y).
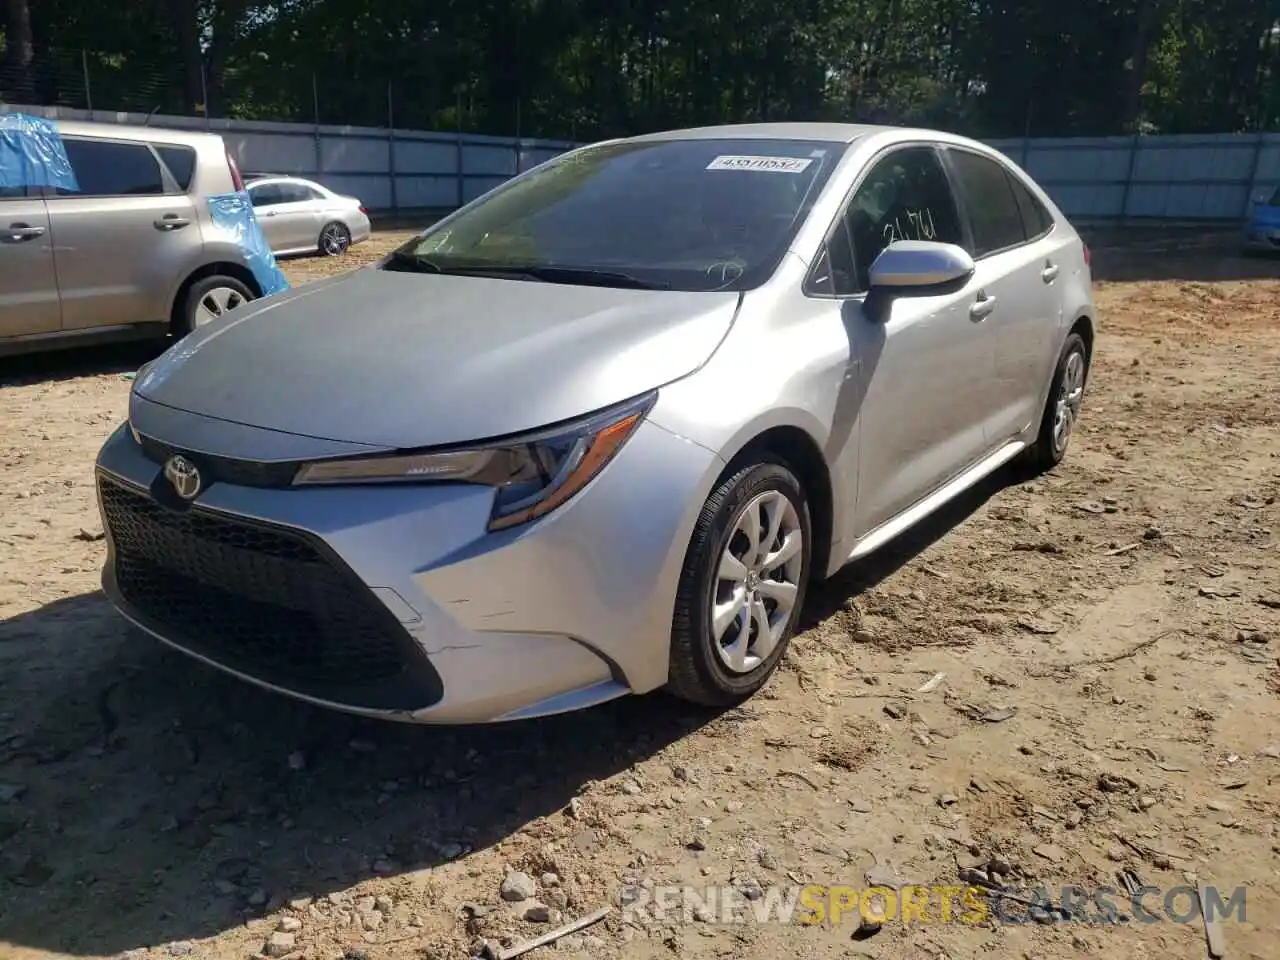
top-left (1006, 170), bottom-right (1053, 239)
top-left (810, 146), bottom-right (964, 296)
top-left (155, 144), bottom-right (197, 191)
top-left (947, 149), bottom-right (1026, 256)
top-left (59, 139), bottom-right (165, 197)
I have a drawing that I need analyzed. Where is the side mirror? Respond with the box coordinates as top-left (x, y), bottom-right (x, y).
top-left (868, 240), bottom-right (975, 290)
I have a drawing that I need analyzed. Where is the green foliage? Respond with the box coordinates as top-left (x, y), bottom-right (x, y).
top-left (2, 0), bottom-right (1278, 138)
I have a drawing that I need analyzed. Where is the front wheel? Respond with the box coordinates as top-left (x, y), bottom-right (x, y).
top-left (1021, 331), bottom-right (1089, 473)
top-left (667, 460), bottom-right (813, 706)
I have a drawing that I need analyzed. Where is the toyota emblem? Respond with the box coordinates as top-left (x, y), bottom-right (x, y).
top-left (163, 454), bottom-right (203, 500)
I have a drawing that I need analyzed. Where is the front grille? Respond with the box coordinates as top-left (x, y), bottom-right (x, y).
top-left (98, 475), bottom-right (442, 710)
top-left (138, 434), bottom-right (299, 488)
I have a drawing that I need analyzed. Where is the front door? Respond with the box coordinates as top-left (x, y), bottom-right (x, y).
top-left (47, 137), bottom-right (203, 331)
top-left (0, 193), bottom-right (61, 339)
top-left (812, 145), bottom-right (999, 539)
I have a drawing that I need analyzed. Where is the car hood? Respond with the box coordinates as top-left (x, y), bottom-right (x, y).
top-left (134, 267), bottom-right (741, 448)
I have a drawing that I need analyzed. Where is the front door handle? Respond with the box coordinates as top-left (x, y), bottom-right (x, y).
top-left (1041, 262), bottom-right (1060, 283)
top-left (2, 222), bottom-right (45, 243)
top-left (154, 215), bottom-right (191, 231)
top-left (969, 292), bottom-right (998, 321)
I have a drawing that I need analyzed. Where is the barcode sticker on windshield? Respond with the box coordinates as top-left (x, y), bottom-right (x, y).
top-left (706, 155), bottom-right (813, 174)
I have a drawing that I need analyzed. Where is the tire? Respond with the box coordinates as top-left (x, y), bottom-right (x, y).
top-left (177, 275), bottom-right (255, 337)
top-left (667, 460), bottom-right (813, 706)
top-left (1021, 331), bottom-right (1089, 473)
top-left (319, 221), bottom-right (351, 257)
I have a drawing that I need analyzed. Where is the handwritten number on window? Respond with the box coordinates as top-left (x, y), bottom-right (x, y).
top-left (881, 207), bottom-right (937, 246)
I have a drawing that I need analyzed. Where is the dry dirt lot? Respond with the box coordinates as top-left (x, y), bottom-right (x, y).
top-left (1, 228), bottom-right (1278, 960)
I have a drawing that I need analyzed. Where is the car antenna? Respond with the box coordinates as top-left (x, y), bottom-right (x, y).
top-left (144, 105), bottom-right (161, 127)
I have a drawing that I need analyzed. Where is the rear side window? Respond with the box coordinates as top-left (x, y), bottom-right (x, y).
top-left (276, 182), bottom-right (314, 204)
top-left (1006, 171), bottom-right (1053, 238)
top-left (155, 144), bottom-right (197, 191)
top-left (947, 149), bottom-right (1026, 257)
top-left (249, 184), bottom-right (282, 206)
top-left (59, 139), bottom-right (164, 197)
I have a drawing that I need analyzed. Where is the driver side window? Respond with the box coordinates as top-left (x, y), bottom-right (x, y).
top-left (811, 146), bottom-right (964, 296)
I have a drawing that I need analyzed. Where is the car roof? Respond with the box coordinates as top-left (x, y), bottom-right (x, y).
top-left (49, 119), bottom-right (225, 147)
top-left (623, 122), bottom-right (897, 145)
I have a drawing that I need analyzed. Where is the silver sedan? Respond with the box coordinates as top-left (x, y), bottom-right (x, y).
top-left (246, 175), bottom-right (372, 257)
top-left (96, 122), bottom-right (1095, 724)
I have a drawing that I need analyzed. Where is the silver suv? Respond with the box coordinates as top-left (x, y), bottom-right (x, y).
top-left (1, 119), bottom-right (275, 357)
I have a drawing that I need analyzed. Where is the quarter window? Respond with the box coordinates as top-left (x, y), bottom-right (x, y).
top-left (812, 146), bottom-right (964, 296)
top-left (58, 139), bottom-right (165, 197)
top-left (946, 149), bottom-right (1026, 256)
top-left (155, 144), bottom-right (197, 191)
top-left (1006, 170), bottom-right (1053, 238)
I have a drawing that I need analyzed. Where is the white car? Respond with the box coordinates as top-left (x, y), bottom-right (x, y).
top-left (245, 175), bottom-right (372, 257)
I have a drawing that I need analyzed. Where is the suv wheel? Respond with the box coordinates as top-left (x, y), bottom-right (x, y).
top-left (178, 275), bottom-right (255, 337)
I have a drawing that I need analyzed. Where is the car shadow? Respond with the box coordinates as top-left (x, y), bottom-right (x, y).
top-left (800, 464), bottom-right (1016, 630)
top-left (0, 339), bottom-right (166, 387)
top-left (0, 591), bottom-right (721, 955)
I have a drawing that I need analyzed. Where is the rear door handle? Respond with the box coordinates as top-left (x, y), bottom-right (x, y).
top-left (154, 215), bottom-right (191, 231)
top-left (969, 292), bottom-right (997, 321)
top-left (1041, 262), bottom-right (1060, 283)
top-left (3, 222), bottom-right (45, 243)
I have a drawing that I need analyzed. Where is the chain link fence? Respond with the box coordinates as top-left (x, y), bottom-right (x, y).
top-left (1, 44), bottom-right (518, 137)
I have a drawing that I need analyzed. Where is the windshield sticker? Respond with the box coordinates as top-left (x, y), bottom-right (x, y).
top-left (706, 155), bottom-right (813, 174)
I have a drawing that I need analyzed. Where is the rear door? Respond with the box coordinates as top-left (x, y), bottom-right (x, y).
top-left (47, 136), bottom-right (203, 331)
top-left (941, 147), bottom-right (1062, 444)
top-left (248, 182), bottom-right (286, 250)
top-left (252, 180), bottom-right (322, 252)
top-left (0, 189), bottom-right (61, 339)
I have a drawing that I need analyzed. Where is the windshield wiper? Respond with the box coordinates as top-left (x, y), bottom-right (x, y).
top-left (383, 249), bottom-right (443, 274)
top-left (439, 263), bottom-right (669, 290)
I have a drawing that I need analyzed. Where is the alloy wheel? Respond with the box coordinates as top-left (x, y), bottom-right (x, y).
top-left (1053, 348), bottom-right (1086, 453)
top-left (711, 489), bottom-right (805, 674)
top-left (194, 286), bottom-right (247, 327)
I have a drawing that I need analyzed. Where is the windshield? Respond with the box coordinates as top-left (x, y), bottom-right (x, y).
top-left (388, 138), bottom-right (845, 291)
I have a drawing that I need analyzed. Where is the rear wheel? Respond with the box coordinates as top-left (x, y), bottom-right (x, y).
top-left (177, 275), bottom-right (254, 337)
top-left (319, 221), bottom-right (351, 257)
top-left (667, 460), bottom-right (812, 706)
top-left (1021, 331), bottom-right (1089, 473)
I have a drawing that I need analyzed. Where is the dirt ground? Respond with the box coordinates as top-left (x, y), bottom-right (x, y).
top-left (1, 228), bottom-right (1278, 960)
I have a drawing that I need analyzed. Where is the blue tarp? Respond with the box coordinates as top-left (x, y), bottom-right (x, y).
top-left (0, 112), bottom-right (79, 192)
top-left (208, 192), bottom-right (290, 297)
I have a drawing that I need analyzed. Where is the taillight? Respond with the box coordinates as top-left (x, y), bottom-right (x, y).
top-left (359, 205), bottom-right (368, 216)
top-left (1082, 242), bottom-right (1091, 269)
top-left (225, 148), bottom-right (245, 192)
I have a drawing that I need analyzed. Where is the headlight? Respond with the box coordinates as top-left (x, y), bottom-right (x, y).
top-left (292, 392), bottom-right (656, 531)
